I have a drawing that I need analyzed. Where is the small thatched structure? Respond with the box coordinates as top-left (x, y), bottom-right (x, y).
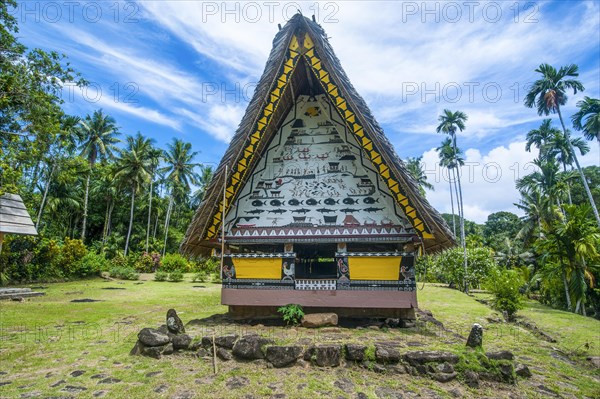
top-left (181, 14), bottom-right (455, 318)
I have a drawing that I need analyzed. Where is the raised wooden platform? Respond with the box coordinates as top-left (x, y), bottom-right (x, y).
top-left (0, 288), bottom-right (45, 300)
top-left (223, 288), bottom-right (416, 319)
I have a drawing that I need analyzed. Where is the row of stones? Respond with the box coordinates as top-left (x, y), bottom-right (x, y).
top-left (130, 329), bottom-right (531, 385)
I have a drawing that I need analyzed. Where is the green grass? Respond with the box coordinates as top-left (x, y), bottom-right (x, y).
top-left (0, 280), bottom-right (598, 398)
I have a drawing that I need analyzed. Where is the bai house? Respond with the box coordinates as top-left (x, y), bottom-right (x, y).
top-left (181, 15), bottom-right (454, 319)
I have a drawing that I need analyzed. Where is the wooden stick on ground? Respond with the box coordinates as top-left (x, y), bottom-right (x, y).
top-left (212, 332), bottom-right (218, 374)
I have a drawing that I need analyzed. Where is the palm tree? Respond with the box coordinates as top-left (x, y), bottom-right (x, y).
top-left (437, 138), bottom-right (464, 237)
top-left (191, 165), bottom-right (215, 208)
top-left (405, 157), bottom-right (434, 196)
top-left (536, 204), bottom-right (600, 314)
top-left (546, 129), bottom-right (590, 204)
top-left (524, 63), bottom-right (600, 227)
top-left (76, 110), bottom-right (120, 240)
top-left (525, 119), bottom-right (560, 160)
top-left (515, 188), bottom-right (547, 245)
top-left (145, 147), bottom-right (162, 252)
top-left (437, 109), bottom-right (469, 293)
top-left (571, 97), bottom-right (600, 165)
top-left (516, 158), bottom-right (569, 212)
top-left (160, 139), bottom-right (200, 255)
top-left (113, 133), bottom-right (154, 255)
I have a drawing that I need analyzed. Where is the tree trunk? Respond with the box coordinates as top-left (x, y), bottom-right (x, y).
top-left (563, 163), bottom-right (572, 205)
top-left (557, 106), bottom-right (600, 228)
top-left (36, 163), bottom-right (55, 229)
top-left (562, 268), bottom-right (572, 311)
top-left (452, 168), bottom-right (460, 240)
top-left (81, 171), bottom-right (91, 241)
top-left (448, 169), bottom-right (456, 237)
top-left (145, 174), bottom-right (154, 252)
top-left (452, 133), bottom-right (468, 294)
top-left (124, 188), bottom-right (136, 256)
top-left (162, 195), bottom-right (174, 256)
top-left (153, 212), bottom-right (159, 240)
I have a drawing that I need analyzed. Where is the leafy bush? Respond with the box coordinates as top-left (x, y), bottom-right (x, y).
top-left (109, 266), bottom-right (139, 280)
top-left (59, 237), bottom-right (88, 276)
top-left (192, 271), bottom-right (208, 283)
top-left (168, 270), bottom-right (184, 282)
top-left (154, 270), bottom-right (169, 281)
top-left (161, 253), bottom-right (190, 272)
top-left (110, 253), bottom-right (128, 269)
top-left (277, 304), bottom-right (304, 325)
top-left (77, 252), bottom-right (109, 276)
top-left (133, 252), bottom-right (154, 272)
top-left (210, 272), bottom-right (222, 283)
top-left (432, 246), bottom-right (497, 291)
top-left (484, 268), bottom-right (524, 320)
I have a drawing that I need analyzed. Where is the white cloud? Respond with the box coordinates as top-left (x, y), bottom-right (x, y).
top-left (421, 137), bottom-right (599, 223)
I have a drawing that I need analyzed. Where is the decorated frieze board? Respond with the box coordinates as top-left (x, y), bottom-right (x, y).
top-left (225, 236), bottom-right (408, 244)
top-left (204, 33), bottom-right (433, 241)
top-left (224, 253), bottom-right (296, 258)
top-left (335, 252), bottom-right (414, 257)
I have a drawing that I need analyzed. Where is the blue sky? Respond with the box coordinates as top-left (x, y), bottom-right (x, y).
top-left (13, 1), bottom-right (600, 222)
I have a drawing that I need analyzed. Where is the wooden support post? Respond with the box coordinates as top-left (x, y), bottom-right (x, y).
top-left (220, 165), bottom-right (228, 279)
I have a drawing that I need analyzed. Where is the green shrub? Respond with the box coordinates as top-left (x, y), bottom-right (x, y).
top-left (161, 253), bottom-right (190, 272)
top-left (484, 268), bottom-right (524, 320)
top-left (110, 253), bottom-right (128, 269)
top-left (59, 237), bottom-right (88, 276)
top-left (77, 252), bottom-right (109, 276)
top-left (133, 252), bottom-right (155, 272)
top-left (109, 266), bottom-right (139, 280)
top-left (192, 271), bottom-right (208, 283)
top-left (432, 246), bottom-right (497, 291)
top-left (154, 270), bottom-right (169, 281)
top-left (168, 270), bottom-right (184, 282)
top-left (277, 304), bottom-right (304, 325)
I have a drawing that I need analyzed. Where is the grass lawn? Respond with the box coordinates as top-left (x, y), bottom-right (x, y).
top-left (0, 279), bottom-right (598, 398)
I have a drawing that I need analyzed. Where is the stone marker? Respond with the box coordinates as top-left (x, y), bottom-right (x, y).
top-left (301, 313), bottom-right (338, 328)
top-left (166, 309), bottom-right (185, 334)
top-left (138, 328), bottom-right (170, 347)
top-left (466, 323), bottom-right (483, 348)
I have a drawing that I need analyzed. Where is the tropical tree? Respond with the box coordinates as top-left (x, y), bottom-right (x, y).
top-left (76, 110), bottom-right (120, 240)
top-left (571, 96), bottom-right (600, 164)
top-left (546, 129), bottom-right (589, 204)
top-left (160, 139), bottom-right (200, 255)
top-left (515, 188), bottom-right (547, 245)
top-left (516, 158), bottom-right (569, 212)
top-left (436, 138), bottom-right (464, 237)
top-left (536, 204), bottom-right (600, 314)
top-left (145, 147), bottom-right (162, 252)
top-left (191, 165), bottom-right (215, 208)
top-left (437, 109), bottom-right (469, 292)
top-left (524, 63), bottom-right (600, 227)
top-left (405, 156), bottom-right (434, 196)
top-left (113, 133), bottom-right (154, 255)
top-left (525, 119), bottom-right (560, 160)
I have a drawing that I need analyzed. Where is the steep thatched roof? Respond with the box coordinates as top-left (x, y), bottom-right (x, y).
top-left (181, 14), bottom-right (455, 256)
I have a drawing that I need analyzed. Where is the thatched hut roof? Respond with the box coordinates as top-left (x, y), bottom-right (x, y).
top-left (181, 14), bottom-right (455, 256)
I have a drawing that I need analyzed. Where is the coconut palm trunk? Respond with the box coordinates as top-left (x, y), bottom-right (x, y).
top-left (562, 268), bottom-right (572, 310)
top-left (124, 188), bottom-right (136, 256)
top-left (146, 174), bottom-right (154, 252)
top-left (81, 172), bottom-right (91, 240)
top-left (162, 194), bottom-right (174, 256)
top-left (448, 172), bottom-right (456, 236)
top-left (556, 107), bottom-right (600, 228)
top-left (36, 163), bottom-right (55, 229)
